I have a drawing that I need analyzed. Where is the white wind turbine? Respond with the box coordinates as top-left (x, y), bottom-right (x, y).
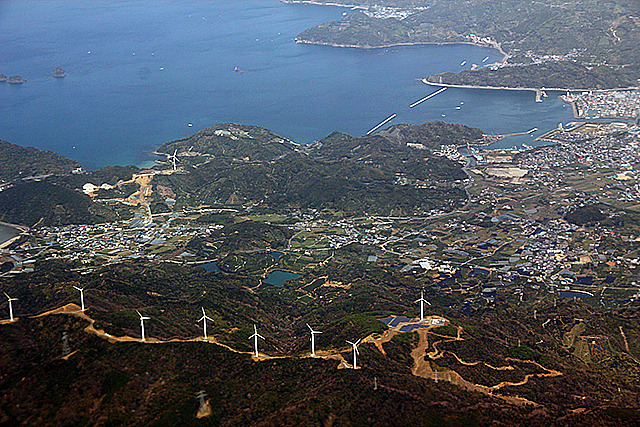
top-left (137, 310), bottom-right (150, 341)
top-left (198, 307), bottom-right (214, 340)
top-left (249, 324), bottom-right (264, 358)
top-left (415, 289), bottom-right (431, 322)
top-left (346, 339), bottom-right (361, 369)
top-left (4, 292), bottom-right (17, 322)
top-left (167, 149), bottom-right (179, 170)
top-left (307, 323), bottom-right (322, 357)
top-left (73, 286), bottom-right (86, 311)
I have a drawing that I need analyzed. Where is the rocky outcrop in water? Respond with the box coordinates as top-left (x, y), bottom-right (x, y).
top-left (53, 67), bottom-right (66, 78)
top-left (7, 76), bottom-right (26, 84)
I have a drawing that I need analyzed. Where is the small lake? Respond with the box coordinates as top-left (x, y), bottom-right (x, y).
top-left (269, 251), bottom-right (285, 260)
top-left (264, 270), bottom-right (301, 287)
top-left (559, 290), bottom-right (594, 299)
top-left (201, 261), bottom-right (222, 273)
top-left (0, 224), bottom-right (19, 246)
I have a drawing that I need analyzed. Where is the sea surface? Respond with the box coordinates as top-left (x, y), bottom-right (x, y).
top-left (0, 0), bottom-right (573, 170)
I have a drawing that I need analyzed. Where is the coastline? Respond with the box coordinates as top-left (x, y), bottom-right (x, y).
top-left (281, 0), bottom-right (364, 9)
top-left (295, 38), bottom-right (509, 63)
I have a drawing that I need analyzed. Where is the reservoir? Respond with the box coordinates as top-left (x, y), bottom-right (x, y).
top-left (201, 261), bottom-right (223, 273)
top-left (559, 290), bottom-right (594, 299)
top-left (0, 224), bottom-right (19, 246)
top-left (264, 270), bottom-right (301, 287)
top-left (0, 0), bottom-right (573, 170)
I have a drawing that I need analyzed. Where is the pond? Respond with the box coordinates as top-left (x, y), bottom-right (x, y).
top-left (559, 290), bottom-right (594, 299)
top-left (201, 261), bottom-right (223, 273)
top-left (264, 270), bottom-right (300, 287)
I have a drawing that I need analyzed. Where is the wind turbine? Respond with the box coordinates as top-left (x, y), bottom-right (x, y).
top-left (307, 323), bottom-right (322, 357)
top-left (346, 339), bottom-right (361, 369)
top-left (73, 286), bottom-right (85, 311)
top-left (249, 324), bottom-right (264, 358)
top-left (167, 149), bottom-right (179, 171)
top-left (137, 310), bottom-right (150, 341)
top-left (415, 289), bottom-right (431, 322)
top-left (4, 292), bottom-right (17, 322)
top-left (198, 307), bottom-right (214, 340)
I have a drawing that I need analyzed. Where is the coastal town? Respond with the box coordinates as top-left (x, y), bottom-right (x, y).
top-left (559, 90), bottom-right (640, 120)
top-left (2, 116), bottom-right (639, 310)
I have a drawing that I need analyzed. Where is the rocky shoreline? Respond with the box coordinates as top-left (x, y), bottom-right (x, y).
top-left (0, 74), bottom-right (27, 84)
top-left (295, 37), bottom-right (509, 63)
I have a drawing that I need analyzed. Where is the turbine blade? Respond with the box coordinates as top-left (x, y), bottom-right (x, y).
top-left (346, 340), bottom-right (355, 346)
top-left (136, 310), bottom-right (142, 318)
top-left (355, 339), bottom-right (362, 345)
top-left (198, 316), bottom-right (205, 322)
top-left (257, 334), bottom-right (265, 340)
top-left (355, 347), bottom-right (360, 355)
top-left (307, 323), bottom-right (312, 331)
top-left (202, 307), bottom-right (206, 316)
top-left (4, 292), bottom-right (11, 299)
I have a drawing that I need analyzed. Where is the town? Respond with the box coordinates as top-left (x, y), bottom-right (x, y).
top-left (3, 120), bottom-right (639, 314)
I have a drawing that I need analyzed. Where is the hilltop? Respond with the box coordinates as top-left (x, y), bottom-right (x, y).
top-left (151, 122), bottom-right (476, 216)
top-left (0, 139), bottom-right (80, 183)
top-left (1, 259), bottom-right (639, 425)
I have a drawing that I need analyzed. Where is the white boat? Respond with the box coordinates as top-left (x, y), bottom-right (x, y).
top-left (482, 56), bottom-right (489, 62)
top-left (188, 123), bottom-right (193, 127)
top-left (460, 61), bottom-right (467, 66)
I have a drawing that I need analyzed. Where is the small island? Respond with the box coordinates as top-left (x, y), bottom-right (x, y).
top-left (52, 67), bottom-right (66, 78)
top-left (7, 75), bottom-right (26, 84)
top-left (0, 74), bottom-right (7, 82)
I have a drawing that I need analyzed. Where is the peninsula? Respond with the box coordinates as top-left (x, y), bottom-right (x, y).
top-left (293, 0), bottom-right (640, 90)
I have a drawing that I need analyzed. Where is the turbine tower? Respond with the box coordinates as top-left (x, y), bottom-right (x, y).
top-left (137, 310), bottom-right (150, 341)
top-left (415, 289), bottom-right (431, 322)
top-left (307, 323), bottom-right (322, 357)
top-left (249, 324), bottom-right (264, 358)
top-left (168, 149), bottom-right (179, 171)
top-left (198, 307), bottom-right (214, 340)
top-left (4, 292), bottom-right (17, 322)
top-left (346, 339), bottom-right (361, 369)
top-left (73, 286), bottom-right (85, 311)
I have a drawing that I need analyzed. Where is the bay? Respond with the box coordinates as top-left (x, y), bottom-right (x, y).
top-left (0, 0), bottom-right (573, 170)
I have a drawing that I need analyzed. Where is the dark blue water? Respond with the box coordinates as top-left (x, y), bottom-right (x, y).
top-left (0, 0), bottom-right (573, 170)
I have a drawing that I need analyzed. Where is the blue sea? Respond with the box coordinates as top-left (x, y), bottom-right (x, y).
top-left (0, 0), bottom-right (573, 170)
